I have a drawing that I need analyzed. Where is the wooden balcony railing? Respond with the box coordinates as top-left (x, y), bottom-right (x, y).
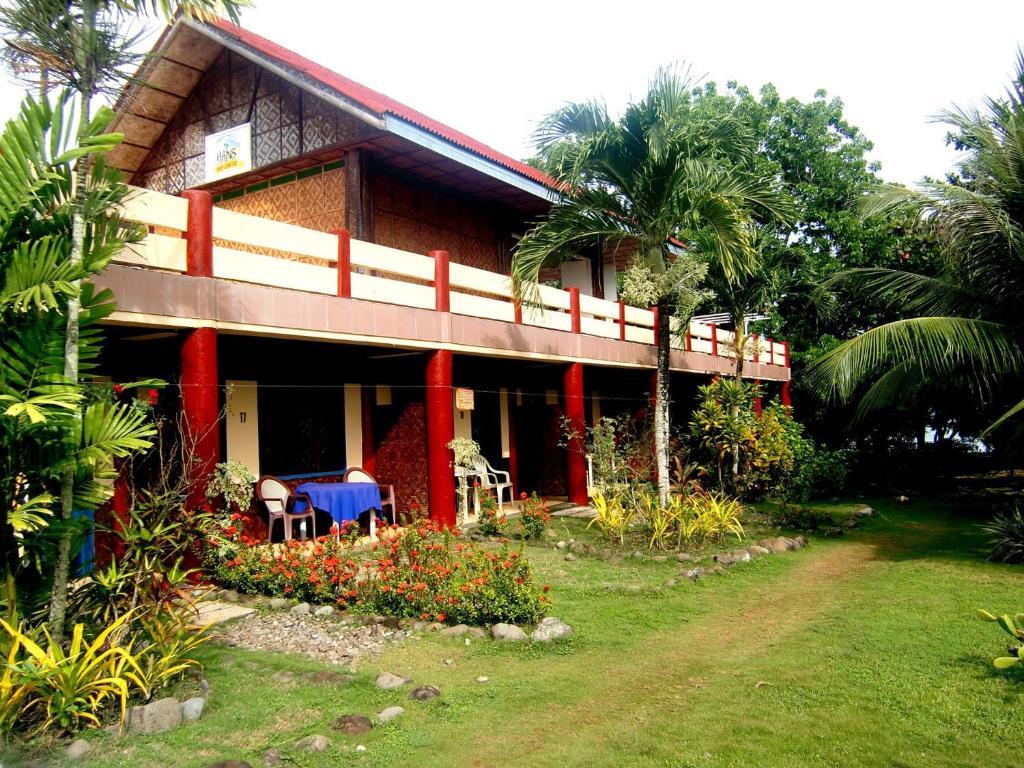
top-left (115, 186), bottom-right (790, 369)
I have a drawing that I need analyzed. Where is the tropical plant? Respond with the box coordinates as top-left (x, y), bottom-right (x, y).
top-left (805, 53), bottom-right (1024, 437)
top-left (588, 489), bottom-right (635, 545)
top-left (517, 492), bottom-right (551, 540)
top-left (475, 490), bottom-right (505, 537)
top-left (983, 506), bottom-right (1024, 564)
top-left (976, 609), bottom-right (1024, 670)
top-left (680, 489), bottom-right (745, 543)
top-left (0, 0), bottom-right (250, 645)
top-left (205, 459), bottom-right (256, 512)
top-left (513, 66), bottom-right (792, 506)
top-left (0, 613), bottom-right (146, 735)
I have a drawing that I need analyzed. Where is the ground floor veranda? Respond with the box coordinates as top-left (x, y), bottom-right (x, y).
top-left (96, 326), bottom-right (789, 536)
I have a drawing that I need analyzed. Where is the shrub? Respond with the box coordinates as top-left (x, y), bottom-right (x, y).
top-left (517, 492), bottom-right (550, 540)
top-left (983, 507), bottom-right (1024, 564)
top-left (210, 521), bottom-right (548, 625)
top-left (205, 459), bottom-right (256, 512)
top-left (0, 614), bottom-right (146, 736)
top-left (769, 504), bottom-right (833, 531)
top-left (588, 490), bottom-right (635, 545)
top-left (475, 490), bottom-right (505, 537)
top-left (976, 609), bottom-right (1024, 669)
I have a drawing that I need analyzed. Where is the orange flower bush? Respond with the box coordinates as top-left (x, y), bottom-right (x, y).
top-left (209, 520), bottom-right (547, 625)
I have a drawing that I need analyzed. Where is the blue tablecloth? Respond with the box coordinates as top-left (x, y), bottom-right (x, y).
top-left (294, 482), bottom-right (381, 524)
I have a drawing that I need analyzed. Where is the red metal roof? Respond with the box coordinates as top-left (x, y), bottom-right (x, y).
top-left (209, 20), bottom-right (555, 191)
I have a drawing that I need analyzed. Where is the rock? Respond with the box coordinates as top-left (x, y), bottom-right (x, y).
top-left (270, 670), bottom-right (295, 684)
top-left (491, 623), bottom-right (528, 642)
top-left (181, 696), bottom-right (206, 723)
top-left (544, 528), bottom-right (558, 538)
top-left (440, 623), bottom-right (470, 637)
top-left (765, 537), bottom-right (791, 554)
top-left (466, 627), bottom-right (486, 638)
top-left (294, 734), bottom-right (330, 752)
top-left (262, 748), bottom-right (284, 767)
top-left (896, 495), bottom-right (910, 504)
top-left (730, 549), bottom-right (752, 563)
top-left (714, 553), bottom-right (736, 566)
top-left (66, 738), bottom-right (91, 761)
top-left (220, 589), bottom-right (240, 603)
top-left (555, 540), bottom-right (568, 550)
top-left (206, 762), bottom-right (253, 768)
top-left (477, 676), bottom-right (489, 683)
top-left (290, 602), bottom-right (311, 616)
top-left (794, 535), bottom-right (807, 548)
top-left (314, 605), bottom-right (335, 618)
top-left (632, 551), bottom-right (646, 559)
top-left (409, 685), bottom-right (441, 701)
top-left (356, 745), bottom-right (367, 752)
top-left (747, 545), bottom-right (770, 557)
top-left (824, 527), bottom-right (845, 537)
top-left (531, 617), bottom-right (573, 642)
top-left (199, 677), bottom-right (210, 694)
top-left (332, 714), bottom-right (373, 735)
top-left (563, 553), bottom-right (577, 562)
top-left (853, 505), bottom-right (875, 518)
top-left (307, 670), bottom-right (352, 686)
top-left (412, 620), bottom-right (428, 631)
top-left (377, 706), bottom-right (405, 723)
top-left (128, 696), bottom-right (183, 734)
top-left (842, 518), bottom-right (859, 529)
top-left (426, 622), bottom-right (443, 632)
top-left (676, 552), bottom-right (693, 563)
top-left (684, 567), bottom-right (707, 581)
top-left (375, 671), bottom-right (411, 689)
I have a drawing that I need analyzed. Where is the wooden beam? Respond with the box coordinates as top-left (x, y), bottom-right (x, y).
top-left (344, 148), bottom-right (373, 241)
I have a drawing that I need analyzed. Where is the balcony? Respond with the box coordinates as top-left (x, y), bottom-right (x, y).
top-left (104, 186), bottom-right (790, 381)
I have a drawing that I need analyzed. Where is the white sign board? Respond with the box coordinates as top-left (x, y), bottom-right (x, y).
top-left (204, 123), bottom-right (252, 182)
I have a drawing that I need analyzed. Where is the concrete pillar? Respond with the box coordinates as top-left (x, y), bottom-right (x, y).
top-left (425, 350), bottom-right (456, 527)
top-left (181, 326), bottom-right (220, 505)
top-left (180, 189), bottom-right (213, 277)
top-left (563, 362), bottom-right (588, 506)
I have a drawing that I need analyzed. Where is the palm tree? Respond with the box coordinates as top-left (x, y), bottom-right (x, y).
top-left (0, 0), bottom-right (247, 641)
top-left (805, 52), bottom-right (1024, 433)
top-left (512, 68), bottom-right (791, 505)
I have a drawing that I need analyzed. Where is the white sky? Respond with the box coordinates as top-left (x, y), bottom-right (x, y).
top-left (2, 0), bottom-right (1023, 184)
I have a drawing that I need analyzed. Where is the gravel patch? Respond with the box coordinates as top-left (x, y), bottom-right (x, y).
top-left (211, 612), bottom-right (411, 667)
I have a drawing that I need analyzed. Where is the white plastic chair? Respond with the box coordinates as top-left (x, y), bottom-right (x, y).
top-left (471, 455), bottom-right (514, 514)
top-left (344, 467), bottom-right (395, 539)
top-left (255, 475), bottom-right (316, 542)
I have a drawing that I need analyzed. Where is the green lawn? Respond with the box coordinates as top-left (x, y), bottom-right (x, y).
top-left (10, 500), bottom-right (1024, 767)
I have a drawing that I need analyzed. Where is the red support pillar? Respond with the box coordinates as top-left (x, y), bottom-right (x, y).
top-left (507, 392), bottom-right (519, 490)
top-left (617, 300), bottom-right (626, 341)
top-left (425, 349), bottom-right (456, 527)
top-left (568, 287), bottom-right (581, 334)
top-left (781, 380), bottom-right (793, 409)
top-left (330, 227), bottom-right (351, 298)
top-left (754, 379), bottom-right (763, 416)
top-left (181, 326), bottom-right (220, 506)
top-left (360, 384), bottom-right (376, 476)
top-left (710, 323), bottom-right (719, 356)
top-left (431, 249), bottom-right (450, 312)
top-left (563, 362), bottom-right (588, 506)
top-left (180, 189), bottom-right (213, 277)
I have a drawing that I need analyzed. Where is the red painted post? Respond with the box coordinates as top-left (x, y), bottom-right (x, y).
top-left (563, 362), bottom-right (588, 506)
top-left (507, 393), bottom-right (519, 489)
top-left (710, 323), bottom-right (718, 356)
top-left (425, 349), bottom-right (456, 527)
top-left (754, 379), bottom-right (763, 416)
top-left (685, 322), bottom-right (692, 352)
top-left (569, 287), bottom-right (581, 334)
top-left (431, 249), bottom-right (450, 312)
top-left (330, 227), bottom-right (351, 298)
top-left (513, 298), bottom-right (523, 325)
top-left (781, 380), bottom-right (793, 409)
top-left (783, 340), bottom-right (791, 369)
top-left (360, 384), bottom-right (376, 476)
top-left (617, 300), bottom-right (626, 341)
top-left (180, 189), bottom-right (213, 277)
top-left (180, 326), bottom-right (220, 505)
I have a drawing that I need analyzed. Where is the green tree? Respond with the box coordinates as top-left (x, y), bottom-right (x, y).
top-left (0, 0), bottom-right (248, 641)
top-left (804, 52), bottom-right (1024, 434)
top-left (512, 68), bottom-right (790, 505)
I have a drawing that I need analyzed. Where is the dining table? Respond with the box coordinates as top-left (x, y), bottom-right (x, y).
top-left (293, 481), bottom-right (381, 525)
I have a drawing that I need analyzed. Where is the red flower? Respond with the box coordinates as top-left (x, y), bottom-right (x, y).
top-left (112, 383), bottom-right (124, 395)
top-left (520, 492), bottom-right (528, 500)
top-left (146, 388), bottom-right (159, 406)
top-left (542, 584), bottom-right (550, 593)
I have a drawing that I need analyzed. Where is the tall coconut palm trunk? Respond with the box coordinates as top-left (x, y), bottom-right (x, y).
top-left (654, 297), bottom-right (672, 506)
top-left (730, 311), bottom-right (745, 485)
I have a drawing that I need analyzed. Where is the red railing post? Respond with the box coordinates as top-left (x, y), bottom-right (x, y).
top-left (617, 300), bottom-right (626, 341)
top-left (710, 323), bottom-right (718, 356)
top-left (430, 249), bottom-right (450, 312)
top-left (513, 298), bottom-right (523, 325)
top-left (685, 322), bottom-right (692, 352)
top-left (180, 189), bottom-right (213, 277)
top-left (569, 287), bottom-right (581, 334)
top-left (330, 227), bottom-right (351, 298)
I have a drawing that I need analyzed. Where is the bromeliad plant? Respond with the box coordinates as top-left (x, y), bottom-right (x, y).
top-left (976, 609), bottom-right (1024, 670)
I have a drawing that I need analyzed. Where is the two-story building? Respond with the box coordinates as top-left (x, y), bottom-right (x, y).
top-left (98, 16), bottom-right (791, 528)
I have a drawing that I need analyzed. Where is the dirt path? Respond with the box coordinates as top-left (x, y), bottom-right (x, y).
top-left (458, 538), bottom-right (886, 767)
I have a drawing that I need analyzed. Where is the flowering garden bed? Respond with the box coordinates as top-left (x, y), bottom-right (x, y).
top-left (208, 519), bottom-right (549, 626)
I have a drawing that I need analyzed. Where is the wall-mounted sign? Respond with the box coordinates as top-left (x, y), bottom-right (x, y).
top-left (204, 123), bottom-right (252, 182)
top-left (455, 387), bottom-right (475, 411)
